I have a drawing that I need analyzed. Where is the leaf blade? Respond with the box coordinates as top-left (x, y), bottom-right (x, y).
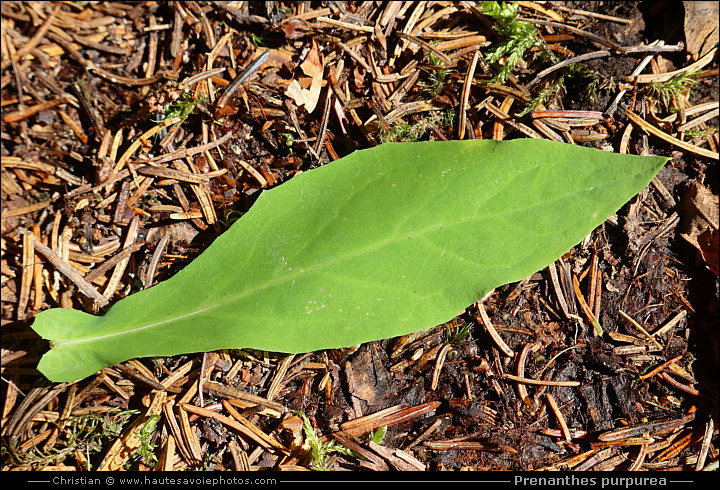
top-left (32, 139), bottom-right (668, 381)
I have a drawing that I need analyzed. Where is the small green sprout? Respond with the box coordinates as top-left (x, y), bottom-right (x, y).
top-left (251, 33), bottom-right (268, 47)
top-left (645, 69), bottom-right (699, 111)
top-left (219, 209), bottom-right (245, 229)
top-left (447, 322), bottom-right (475, 346)
top-left (165, 92), bottom-right (202, 122)
top-left (293, 410), bottom-right (354, 471)
top-left (366, 426), bottom-right (388, 445)
top-left (482, 0), bottom-right (520, 18)
top-left (422, 49), bottom-right (455, 98)
top-left (282, 132), bottom-right (295, 155)
top-left (516, 63), bottom-right (602, 117)
top-left (4, 438), bottom-right (78, 468)
top-left (69, 409), bottom-right (138, 446)
top-left (683, 127), bottom-right (718, 139)
top-left (482, 1), bottom-right (542, 83)
top-left (135, 414), bottom-right (161, 465)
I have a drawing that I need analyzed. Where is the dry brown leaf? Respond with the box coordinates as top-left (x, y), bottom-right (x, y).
top-left (281, 18), bottom-right (311, 40)
top-left (679, 182), bottom-right (719, 275)
top-left (683, 1), bottom-right (719, 58)
top-left (260, 48), bottom-right (295, 69)
top-left (623, 191), bottom-right (648, 254)
top-left (344, 347), bottom-right (395, 416)
top-left (285, 41), bottom-right (324, 113)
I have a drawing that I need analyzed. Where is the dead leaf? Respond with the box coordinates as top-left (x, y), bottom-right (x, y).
top-left (260, 48), bottom-right (295, 70)
top-left (281, 18), bottom-right (311, 40)
top-left (683, 1), bottom-right (719, 59)
top-left (145, 220), bottom-right (199, 247)
top-left (623, 190), bottom-right (648, 254)
top-left (284, 41), bottom-right (324, 113)
top-left (344, 346), bottom-right (395, 417)
top-left (679, 182), bottom-right (719, 275)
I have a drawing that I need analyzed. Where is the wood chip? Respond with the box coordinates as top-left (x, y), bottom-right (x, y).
top-left (597, 413), bottom-right (695, 442)
top-left (335, 401), bottom-right (441, 439)
top-left (235, 159), bottom-right (268, 187)
top-left (103, 216), bottom-right (140, 300)
top-left (367, 439), bottom-right (426, 470)
top-left (619, 310), bottom-right (664, 350)
top-left (114, 117), bottom-right (182, 172)
top-left (431, 343), bottom-right (452, 390)
top-left (162, 399), bottom-right (195, 465)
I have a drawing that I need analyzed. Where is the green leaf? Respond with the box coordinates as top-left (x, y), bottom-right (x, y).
top-left (481, 1), bottom-right (519, 20)
top-left (32, 140), bottom-right (668, 382)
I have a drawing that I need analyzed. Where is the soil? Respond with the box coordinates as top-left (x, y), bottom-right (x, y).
top-left (1, 0), bottom-right (717, 477)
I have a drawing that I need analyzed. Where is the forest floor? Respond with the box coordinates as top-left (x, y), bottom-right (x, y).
top-left (1, 1), bottom-right (718, 475)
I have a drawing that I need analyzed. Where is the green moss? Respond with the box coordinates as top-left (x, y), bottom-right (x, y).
top-left (165, 92), bottom-right (203, 121)
top-left (421, 50), bottom-right (455, 98)
top-left (4, 409), bottom-right (138, 469)
top-left (380, 111), bottom-right (455, 143)
top-left (516, 64), bottom-right (602, 117)
top-left (293, 410), bottom-right (354, 471)
top-left (482, 2), bottom-right (544, 83)
top-left (644, 69), bottom-right (699, 110)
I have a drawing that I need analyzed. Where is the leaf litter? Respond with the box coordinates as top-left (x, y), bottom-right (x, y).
top-left (0, 0), bottom-right (717, 475)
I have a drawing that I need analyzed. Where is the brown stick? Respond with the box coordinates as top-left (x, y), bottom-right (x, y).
top-left (24, 230), bottom-right (108, 307)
